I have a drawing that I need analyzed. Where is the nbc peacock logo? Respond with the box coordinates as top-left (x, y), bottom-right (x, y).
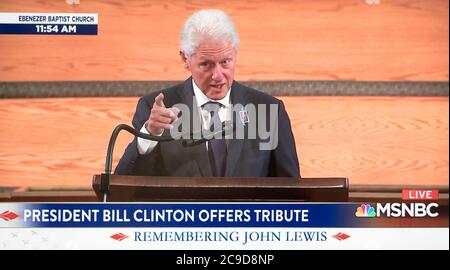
top-left (355, 204), bottom-right (376, 217)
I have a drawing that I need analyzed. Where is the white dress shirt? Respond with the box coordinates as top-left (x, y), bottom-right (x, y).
top-left (137, 80), bottom-right (231, 155)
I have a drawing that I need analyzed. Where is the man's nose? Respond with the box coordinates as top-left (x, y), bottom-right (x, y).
top-left (211, 65), bottom-right (224, 81)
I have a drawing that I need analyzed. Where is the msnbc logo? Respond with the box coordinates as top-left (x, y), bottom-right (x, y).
top-left (355, 204), bottom-right (376, 217)
top-left (355, 203), bottom-right (439, 218)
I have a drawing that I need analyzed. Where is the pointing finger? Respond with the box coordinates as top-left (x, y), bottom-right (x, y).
top-left (154, 93), bottom-right (165, 108)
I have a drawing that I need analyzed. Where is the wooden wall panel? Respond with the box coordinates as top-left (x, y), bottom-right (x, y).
top-left (0, 97), bottom-right (136, 189)
top-left (0, 0), bottom-right (448, 82)
top-left (286, 97), bottom-right (449, 185)
top-left (0, 96), bottom-right (447, 189)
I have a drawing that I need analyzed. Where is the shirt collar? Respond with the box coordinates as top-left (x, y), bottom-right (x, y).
top-left (192, 79), bottom-right (231, 108)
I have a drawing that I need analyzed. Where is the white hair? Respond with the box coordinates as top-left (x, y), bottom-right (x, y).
top-left (180, 9), bottom-right (239, 57)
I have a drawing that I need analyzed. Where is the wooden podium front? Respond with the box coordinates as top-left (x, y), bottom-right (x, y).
top-left (92, 175), bottom-right (349, 202)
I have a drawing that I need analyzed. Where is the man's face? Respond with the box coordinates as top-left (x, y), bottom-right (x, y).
top-left (182, 40), bottom-right (237, 100)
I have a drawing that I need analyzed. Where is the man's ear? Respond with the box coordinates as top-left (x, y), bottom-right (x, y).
top-left (179, 51), bottom-right (189, 70)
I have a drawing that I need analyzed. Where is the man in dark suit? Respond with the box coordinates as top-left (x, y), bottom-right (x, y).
top-left (116, 9), bottom-right (300, 177)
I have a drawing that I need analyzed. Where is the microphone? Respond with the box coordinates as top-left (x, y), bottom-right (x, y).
top-left (100, 121), bottom-right (233, 202)
top-left (182, 121), bottom-right (234, 147)
top-left (101, 124), bottom-right (175, 202)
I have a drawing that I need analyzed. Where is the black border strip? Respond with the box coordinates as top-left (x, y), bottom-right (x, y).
top-left (1, 250), bottom-right (448, 264)
top-left (0, 81), bottom-right (448, 98)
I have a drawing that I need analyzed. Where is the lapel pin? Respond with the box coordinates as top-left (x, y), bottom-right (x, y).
top-left (239, 106), bottom-right (250, 126)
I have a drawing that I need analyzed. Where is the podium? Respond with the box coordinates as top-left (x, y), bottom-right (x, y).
top-left (92, 175), bottom-right (349, 202)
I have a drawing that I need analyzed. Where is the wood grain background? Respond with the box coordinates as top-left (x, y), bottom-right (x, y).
top-left (0, 1), bottom-right (448, 190)
top-left (0, 96), bottom-right (447, 189)
top-left (0, 0), bottom-right (448, 81)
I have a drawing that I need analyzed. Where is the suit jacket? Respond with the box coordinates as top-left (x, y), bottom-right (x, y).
top-left (115, 78), bottom-right (300, 177)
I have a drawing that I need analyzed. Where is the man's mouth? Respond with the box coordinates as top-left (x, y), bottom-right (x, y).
top-left (210, 83), bottom-right (225, 89)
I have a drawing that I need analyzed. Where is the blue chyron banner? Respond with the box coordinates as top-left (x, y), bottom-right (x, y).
top-left (1, 203), bottom-right (447, 250)
top-left (0, 203), bottom-right (373, 228)
top-left (0, 12), bottom-right (98, 35)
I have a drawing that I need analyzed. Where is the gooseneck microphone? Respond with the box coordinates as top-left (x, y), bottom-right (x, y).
top-left (100, 122), bottom-right (233, 202)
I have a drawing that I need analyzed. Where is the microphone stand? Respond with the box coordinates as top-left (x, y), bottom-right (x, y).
top-left (101, 122), bottom-right (233, 202)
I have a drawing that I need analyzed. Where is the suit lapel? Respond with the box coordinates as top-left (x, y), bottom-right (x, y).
top-left (179, 77), bottom-right (213, 177)
top-left (225, 81), bottom-right (247, 176)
